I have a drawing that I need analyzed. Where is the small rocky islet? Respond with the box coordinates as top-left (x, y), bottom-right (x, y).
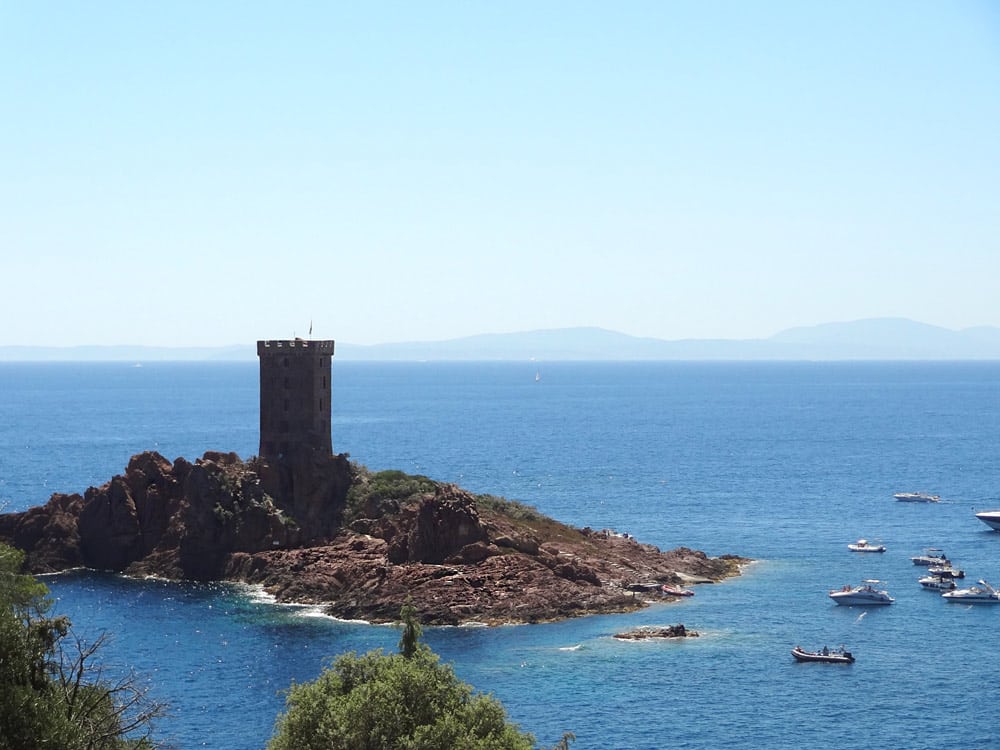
top-left (0, 449), bottom-right (747, 625)
top-left (613, 624), bottom-right (699, 640)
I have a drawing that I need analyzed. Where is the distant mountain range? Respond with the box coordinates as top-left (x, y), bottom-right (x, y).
top-left (4, 318), bottom-right (1000, 362)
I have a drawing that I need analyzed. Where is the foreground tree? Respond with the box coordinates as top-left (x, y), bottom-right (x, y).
top-left (267, 605), bottom-right (538, 750)
top-left (0, 543), bottom-right (165, 749)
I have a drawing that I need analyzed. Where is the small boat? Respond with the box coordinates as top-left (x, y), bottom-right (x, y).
top-left (829, 580), bottom-right (895, 606)
top-left (791, 645), bottom-right (855, 664)
top-left (894, 492), bottom-right (941, 503)
top-left (942, 580), bottom-right (1000, 604)
top-left (918, 575), bottom-right (957, 591)
top-left (928, 565), bottom-right (965, 579)
top-left (974, 510), bottom-right (1000, 531)
top-left (911, 548), bottom-right (949, 566)
top-left (661, 584), bottom-right (694, 597)
top-left (848, 539), bottom-right (885, 553)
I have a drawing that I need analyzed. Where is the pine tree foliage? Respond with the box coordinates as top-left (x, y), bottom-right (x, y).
top-left (0, 543), bottom-right (165, 749)
top-left (268, 606), bottom-right (536, 750)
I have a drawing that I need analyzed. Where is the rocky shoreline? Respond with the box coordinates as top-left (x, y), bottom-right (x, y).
top-left (0, 450), bottom-right (748, 625)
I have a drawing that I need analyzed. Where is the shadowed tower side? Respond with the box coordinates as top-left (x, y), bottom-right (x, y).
top-left (257, 339), bottom-right (334, 461)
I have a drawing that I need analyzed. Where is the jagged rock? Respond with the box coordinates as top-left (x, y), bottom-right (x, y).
top-left (381, 485), bottom-right (489, 564)
top-left (0, 493), bottom-right (85, 572)
top-left (614, 624), bottom-right (699, 640)
top-left (446, 541), bottom-right (497, 564)
top-left (493, 533), bottom-right (540, 555)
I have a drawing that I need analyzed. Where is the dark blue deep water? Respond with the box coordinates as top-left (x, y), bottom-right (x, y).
top-left (2, 361), bottom-right (1000, 749)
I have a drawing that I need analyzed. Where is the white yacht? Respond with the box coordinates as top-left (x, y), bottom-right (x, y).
top-left (928, 564), bottom-right (964, 579)
top-left (911, 548), bottom-right (949, 566)
top-left (918, 575), bottom-right (956, 591)
top-left (829, 580), bottom-right (895, 606)
top-left (942, 580), bottom-right (1000, 604)
top-left (974, 511), bottom-right (1000, 531)
top-left (848, 539), bottom-right (885, 553)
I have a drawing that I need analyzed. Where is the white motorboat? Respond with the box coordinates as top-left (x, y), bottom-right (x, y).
top-left (894, 492), bottom-right (940, 503)
top-left (829, 580), bottom-right (895, 606)
top-left (848, 539), bottom-right (885, 553)
top-left (928, 565), bottom-right (965, 579)
top-left (975, 511), bottom-right (1000, 531)
top-left (911, 548), bottom-right (949, 566)
top-left (918, 575), bottom-right (956, 591)
top-left (942, 580), bottom-right (1000, 604)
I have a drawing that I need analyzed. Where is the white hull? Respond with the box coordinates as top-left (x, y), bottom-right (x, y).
top-left (942, 591), bottom-right (1000, 603)
top-left (830, 580), bottom-right (894, 606)
top-left (830, 592), bottom-right (894, 606)
top-left (911, 548), bottom-right (948, 566)
top-left (848, 540), bottom-right (885, 553)
top-left (975, 511), bottom-right (1000, 531)
top-left (918, 576), bottom-right (956, 591)
top-left (942, 580), bottom-right (1000, 603)
top-left (894, 492), bottom-right (940, 503)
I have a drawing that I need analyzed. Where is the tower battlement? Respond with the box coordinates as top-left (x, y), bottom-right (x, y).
top-left (257, 338), bottom-right (335, 460)
top-left (257, 339), bottom-right (335, 355)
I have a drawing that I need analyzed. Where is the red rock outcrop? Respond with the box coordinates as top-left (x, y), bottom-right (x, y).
top-left (614, 624), bottom-right (699, 640)
top-left (0, 452), bottom-right (747, 625)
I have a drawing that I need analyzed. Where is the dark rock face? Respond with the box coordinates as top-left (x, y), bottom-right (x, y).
top-left (614, 624), bottom-right (699, 640)
top-left (0, 493), bottom-right (85, 573)
top-left (0, 452), bottom-right (747, 625)
top-left (377, 485), bottom-right (489, 565)
top-left (0, 451), bottom-right (352, 580)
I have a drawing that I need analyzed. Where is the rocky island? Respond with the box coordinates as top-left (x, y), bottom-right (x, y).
top-left (0, 338), bottom-right (746, 624)
top-left (0, 450), bottom-right (745, 625)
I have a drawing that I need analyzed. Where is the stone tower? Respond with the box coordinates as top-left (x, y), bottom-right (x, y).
top-left (257, 338), bottom-right (335, 461)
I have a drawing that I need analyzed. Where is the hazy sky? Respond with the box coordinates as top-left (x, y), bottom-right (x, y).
top-left (3, 2), bottom-right (998, 347)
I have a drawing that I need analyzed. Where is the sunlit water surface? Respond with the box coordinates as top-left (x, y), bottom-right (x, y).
top-left (2, 361), bottom-right (999, 749)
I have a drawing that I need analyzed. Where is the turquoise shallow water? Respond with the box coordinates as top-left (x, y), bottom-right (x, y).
top-left (3, 361), bottom-right (1000, 749)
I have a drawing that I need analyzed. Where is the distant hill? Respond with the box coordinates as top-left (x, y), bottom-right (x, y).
top-left (766, 318), bottom-right (1000, 359)
top-left (338, 319), bottom-right (1000, 360)
top-left (3, 319), bottom-right (1000, 362)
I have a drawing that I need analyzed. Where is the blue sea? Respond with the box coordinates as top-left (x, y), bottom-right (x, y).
top-left (2, 361), bottom-right (1000, 749)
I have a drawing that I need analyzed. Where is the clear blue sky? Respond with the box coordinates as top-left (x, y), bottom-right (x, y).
top-left (3, 2), bottom-right (998, 347)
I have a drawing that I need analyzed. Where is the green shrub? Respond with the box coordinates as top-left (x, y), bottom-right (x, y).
top-left (0, 544), bottom-right (165, 749)
top-left (474, 494), bottom-right (544, 523)
top-left (268, 605), bottom-right (535, 750)
top-left (345, 468), bottom-right (438, 522)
